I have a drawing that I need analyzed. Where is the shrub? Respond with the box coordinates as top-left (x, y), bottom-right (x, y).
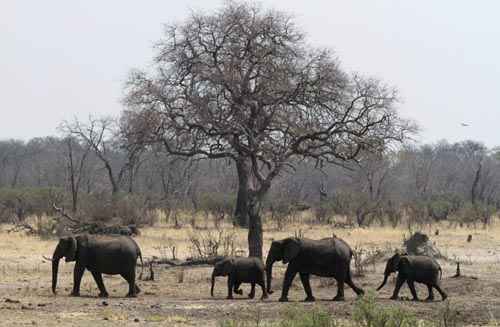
top-left (78, 192), bottom-right (155, 226)
top-left (353, 292), bottom-right (419, 327)
top-left (278, 306), bottom-right (337, 327)
top-left (0, 187), bottom-right (64, 223)
top-left (199, 192), bottom-right (235, 227)
top-left (218, 306), bottom-right (336, 327)
top-left (188, 229), bottom-right (239, 258)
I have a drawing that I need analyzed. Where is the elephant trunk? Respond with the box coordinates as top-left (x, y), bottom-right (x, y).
top-left (376, 273), bottom-right (389, 291)
top-left (51, 244), bottom-right (63, 295)
top-left (210, 271), bottom-right (216, 297)
top-left (265, 255), bottom-right (275, 294)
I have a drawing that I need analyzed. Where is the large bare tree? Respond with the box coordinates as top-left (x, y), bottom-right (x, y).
top-left (124, 1), bottom-right (414, 257)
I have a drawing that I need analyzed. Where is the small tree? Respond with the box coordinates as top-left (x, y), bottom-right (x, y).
top-left (124, 1), bottom-right (414, 257)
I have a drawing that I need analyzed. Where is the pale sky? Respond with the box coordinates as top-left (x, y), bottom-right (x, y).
top-left (1, 1), bottom-right (499, 147)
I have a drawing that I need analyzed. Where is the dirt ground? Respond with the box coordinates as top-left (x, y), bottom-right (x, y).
top-left (1, 220), bottom-right (499, 326)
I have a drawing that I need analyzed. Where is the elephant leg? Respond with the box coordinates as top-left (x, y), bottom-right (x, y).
top-left (248, 282), bottom-right (256, 299)
top-left (299, 273), bottom-right (315, 302)
top-left (256, 273), bottom-right (267, 300)
top-left (233, 281), bottom-right (243, 295)
top-left (425, 284), bottom-right (434, 301)
top-left (407, 280), bottom-right (419, 301)
top-left (90, 271), bottom-right (109, 298)
top-left (333, 279), bottom-right (345, 301)
top-left (279, 267), bottom-right (298, 302)
top-left (226, 275), bottom-right (235, 299)
top-left (390, 275), bottom-right (405, 300)
top-left (121, 269), bottom-right (137, 297)
top-left (71, 264), bottom-right (85, 296)
top-left (434, 284), bottom-right (448, 301)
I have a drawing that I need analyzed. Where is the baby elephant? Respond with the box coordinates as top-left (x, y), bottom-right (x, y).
top-left (210, 257), bottom-right (267, 300)
top-left (377, 252), bottom-right (447, 301)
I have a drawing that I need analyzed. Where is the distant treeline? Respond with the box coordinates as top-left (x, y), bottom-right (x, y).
top-left (0, 133), bottom-right (499, 229)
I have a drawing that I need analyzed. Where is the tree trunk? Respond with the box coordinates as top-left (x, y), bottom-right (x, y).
top-left (234, 159), bottom-right (250, 228)
top-left (247, 193), bottom-right (263, 258)
top-left (471, 160), bottom-right (482, 205)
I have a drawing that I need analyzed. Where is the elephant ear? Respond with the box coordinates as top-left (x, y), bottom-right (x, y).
top-left (65, 237), bottom-right (77, 262)
top-left (283, 238), bottom-right (301, 264)
top-left (222, 258), bottom-right (234, 275)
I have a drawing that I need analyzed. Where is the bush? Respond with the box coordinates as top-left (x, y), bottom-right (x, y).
top-left (218, 306), bottom-right (336, 327)
top-left (188, 229), bottom-right (240, 258)
top-left (454, 202), bottom-right (496, 227)
top-left (199, 192), bottom-right (235, 228)
top-left (0, 187), bottom-right (64, 223)
top-left (78, 192), bottom-right (155, 226)
top-left (353, 292), bottom-right (419, 327)
top-left (278, 306), bottom-right (337, 327)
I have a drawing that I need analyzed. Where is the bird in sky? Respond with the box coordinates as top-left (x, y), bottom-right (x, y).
top-left (461, 123), bottom-right (470, 127)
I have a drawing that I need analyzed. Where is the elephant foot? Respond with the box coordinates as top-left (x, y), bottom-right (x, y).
top-left (412, 297), bottom-right (420, 302)
top-left (135, 285), bottom-right (141, 294)
top-left (234, 289), bottom-right (243, 295)
top-left (267, 290), bottom-right (274, 294)
top-left (357, 289), bottom-right (365, 296)
top-left (70, 291), bottom-right (80, 297)
top-left (332, 295), bottom-right (345, 302)
top-left (390, 295), bottom-right (399, 300)
top-left (304, 296), bottom-right (315, 302)
top-left (260, 294), bottom-right (268, 300)
top-left (278, 297), bottom-right (289, 302)
top-left (248, 293), bottom-right (255, 299)
top-left (226, 295), bottom-right (234, 300)
top-left (425, 298), bottom-right (434, 302)
top-left (441, 295), bottom-right (448, 301)
top-left (98, 292), bottom-right (109, 298)
top-left (126, 293), bottom-right (138, 298)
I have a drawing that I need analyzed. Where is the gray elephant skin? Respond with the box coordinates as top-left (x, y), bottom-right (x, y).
top-left (377, 252), bottom-right (447, 301)
top-left (266, 237), bottom-right (364, 302)
top-left (211, 257), bottom-right (268, 300)
top-left (52, 234), bottom-right (144, 297)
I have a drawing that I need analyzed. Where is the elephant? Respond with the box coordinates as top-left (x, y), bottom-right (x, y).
top-left (51, 234), bottom-right (144, 298)
top-left (377, 252), bottom-right (447, 301)
top-left (265, 237), bottom-right (364, 302)
top-left (210, 257), bottom-right (267, 300)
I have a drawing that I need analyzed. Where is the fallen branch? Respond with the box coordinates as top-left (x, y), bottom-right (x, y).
top-left (147, 255), bottom-right (227, 268)
top-left (52, 204), bottom-right (80, 225)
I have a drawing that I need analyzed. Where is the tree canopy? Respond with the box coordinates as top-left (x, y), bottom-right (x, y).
top-left (124, 1), bottom-right (415, 257)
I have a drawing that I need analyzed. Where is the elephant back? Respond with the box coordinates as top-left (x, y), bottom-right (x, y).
top-left (304, 237), bottom-right (352, 261)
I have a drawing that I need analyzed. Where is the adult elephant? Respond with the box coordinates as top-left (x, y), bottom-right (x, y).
top-left (266, 237), bottom-right (364, 302)
top-left (52, 234), bottom-right (143, 297)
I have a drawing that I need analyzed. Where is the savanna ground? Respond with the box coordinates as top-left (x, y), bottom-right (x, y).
top-left (1, 213), bottom-right (500, 326)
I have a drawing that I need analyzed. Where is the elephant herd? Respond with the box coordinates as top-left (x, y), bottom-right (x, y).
top-left (51, 234), bottom-right (447, 303)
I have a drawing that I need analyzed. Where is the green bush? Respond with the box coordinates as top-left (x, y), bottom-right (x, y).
top-left (279, 306), bottom-right (337, 327)
top-left (353, 292), bottom-right (419, 327)
top-left (218, 306), bottom-right (336, 327)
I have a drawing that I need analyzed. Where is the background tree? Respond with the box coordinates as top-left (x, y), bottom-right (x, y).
top-left (61, 116), bottom-right (145, 197)
top-left (124, 1), bottom-right (414, 257)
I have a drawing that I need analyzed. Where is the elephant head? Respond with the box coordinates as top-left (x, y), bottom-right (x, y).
top-left (52, 236), bottom-right (77, 294)
top-left (265, 238), bottom-right (301, 294)
top-left (210, 258), bottom-right (234, 297)
top-left (377, 252), bottom-right (408, 291)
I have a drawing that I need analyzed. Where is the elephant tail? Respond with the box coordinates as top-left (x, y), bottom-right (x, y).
top-left (138, 249), bottom-right (144, 280)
